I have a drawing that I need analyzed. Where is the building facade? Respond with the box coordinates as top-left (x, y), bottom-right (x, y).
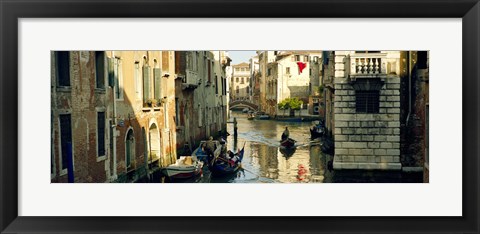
top-left (231, 62), bottom-right (251, 102)
top-left (321, 51), bottom-right (428, 173)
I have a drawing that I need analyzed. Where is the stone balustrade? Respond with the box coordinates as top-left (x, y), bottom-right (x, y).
top-left (350, 53), bottom-right (387, 75)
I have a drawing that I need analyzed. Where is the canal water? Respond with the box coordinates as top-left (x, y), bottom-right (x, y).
top-left (157, 111), bottom-right (423, 183)
top-left (174, 111), bottom-right (334, 183)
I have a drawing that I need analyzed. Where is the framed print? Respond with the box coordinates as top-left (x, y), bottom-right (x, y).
top-left (1, 0), bottom-right (479, 233)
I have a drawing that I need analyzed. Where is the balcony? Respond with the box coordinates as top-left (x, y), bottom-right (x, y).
top-left (349, 53), bottom-right (387, 78)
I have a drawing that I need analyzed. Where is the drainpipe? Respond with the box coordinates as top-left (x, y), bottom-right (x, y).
top-left (406, 51), bottom-right (412, 126)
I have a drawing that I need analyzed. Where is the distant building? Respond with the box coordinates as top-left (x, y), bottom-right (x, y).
top-left (263, 51), bottom-right (321, 117)
top-left (231, 62), bottom-right (251, 102)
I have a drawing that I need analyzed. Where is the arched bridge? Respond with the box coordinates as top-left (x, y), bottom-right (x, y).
top-left (229, 100), bottom-right (258, 111)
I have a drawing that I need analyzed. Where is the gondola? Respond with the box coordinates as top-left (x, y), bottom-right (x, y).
top-left (279, 146), bottom-right (296, 158)
top-left (310, 121), bottom-right (324, 139)
top-left (192, 140), bottom-right (221, 163)
top-left (208, 145), bottom-right (245, 177)
top-left (310, 126), bottom-right (324, 139)
top-left (280, 137), bottom-right (296, 149)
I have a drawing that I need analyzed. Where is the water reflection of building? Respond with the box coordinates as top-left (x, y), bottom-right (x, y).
top-left (255, 145), bottom-right (279, 180)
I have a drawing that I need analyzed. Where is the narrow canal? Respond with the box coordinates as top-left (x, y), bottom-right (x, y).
top-left (156, 111), bottom-right (423, 183)
top-left (172, 111), bottom-right (334, 183)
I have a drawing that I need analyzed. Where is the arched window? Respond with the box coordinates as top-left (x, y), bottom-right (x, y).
top-left (125, 129), bottom-right (135, 169)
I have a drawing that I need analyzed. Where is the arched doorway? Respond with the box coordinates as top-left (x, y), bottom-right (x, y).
top-left (125, 128), bottom-right (135, 169)
top-left (148, 123), bottom-right (161, 165)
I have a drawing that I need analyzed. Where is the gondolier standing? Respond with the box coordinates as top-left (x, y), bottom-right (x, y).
top-left (204, 136), bottom-right (216, 163)
top-left (281, 127), bottom-right (290, 141)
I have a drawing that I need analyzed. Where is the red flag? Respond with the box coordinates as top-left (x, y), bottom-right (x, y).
top-left (297, 62), bottom-right (307, 74)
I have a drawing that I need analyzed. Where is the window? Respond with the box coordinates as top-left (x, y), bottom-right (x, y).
top-left (153, 64), bottom-right (162, 100)
top-left (56, 52), bottom-right (70, 87)
top-left (59, 114), bottom-right (72, 170)
top-left (267, 68), bottom-right (271, 76)
top-left (236, 77), bottom-right (239, 82)
top-left (95, 51), bottom-right (105, 89)
top-left (134, 62), bottom-right (141, 100)
top-left (304, 56), bottom-right (309, 62)
top-left (207, 59), bottom-right (211, 83)
top-left (246, 86), bottom-right (250, 94)
top-left (356, 91), bottom-right (380, 113)
top-left (215, 75), bottom-right (218, 94)
top-left (143, 62), bottom-right (151, 104)
top-left (125, 129), bottom-right (135, 169)
top-left (114, 58), bottom-right (123, 99)
top-left (175, 98), bottom-right (180, 124)
top-left (236, 86), bottom-right (239, 94)
top-left (97, 112), bottom-right (106, 156)
top-left (286, 67), bottom-right (290, 74)
top-left (295, 55), bottom-right (300, 61)
top-left (241, 77), bottom-right (244, 84)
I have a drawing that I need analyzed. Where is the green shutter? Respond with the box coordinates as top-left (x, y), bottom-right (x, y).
top-left (143, 66), bottom-right (151, 102)
top-left (108, 58), bottom-right (114, 87)
top-left (154, 68), bottom-right (162, 100)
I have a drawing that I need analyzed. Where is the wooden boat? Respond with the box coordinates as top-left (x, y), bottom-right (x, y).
top-left (254, 111), bottom-right (270, 120)
top-left (209, 145), bottom-right (245, 177)
top-left (163, 156), bottom-right (203, 179)
top-left (192, 140), bottom-right (221, 163)
top-left (280, 137), bottom-right (296, 148)
top-left (247, 113), bottom-right (255, 120)
top-left (310, 126), bottom-right (324, 139)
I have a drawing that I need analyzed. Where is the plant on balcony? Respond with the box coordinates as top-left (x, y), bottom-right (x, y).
top-left (146, 98), bottom-right (158, 107)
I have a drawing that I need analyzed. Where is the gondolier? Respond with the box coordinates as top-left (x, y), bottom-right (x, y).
top-left (204, 136), bottom-right (216, 163)
top-left (281, 127), bottom-right (290, 141)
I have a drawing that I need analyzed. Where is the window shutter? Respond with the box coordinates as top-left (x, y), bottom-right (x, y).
top-left (143, 66), bottom-right (151, 102)
top-left (154, 68), bottom-right (162, 100)
top-left (108, 58), bottom-right (114, 87)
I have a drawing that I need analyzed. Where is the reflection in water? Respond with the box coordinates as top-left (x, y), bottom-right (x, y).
top-left (193, 112), bottom-right (333, 183)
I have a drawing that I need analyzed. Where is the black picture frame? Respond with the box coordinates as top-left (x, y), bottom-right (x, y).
top-left (1, 0), bottom-right (478, 233)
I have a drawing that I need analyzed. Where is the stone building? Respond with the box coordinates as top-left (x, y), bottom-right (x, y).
top-left (308, 53), bottom-right (324, 116)
top-left (331, 51), bottom-right (403, 170)
top-left (249, 55), bottom-right (260, 107)
top-left (231, 62), bottom-right (251, 102)
top-left (174, 51), bottom-right (229, 155)
top-left (257, 51), bottom-right (276, 112)
top-left (322, 51), bottom-right (428, 174)
top-left (262, 51), bottom-right (321, 117)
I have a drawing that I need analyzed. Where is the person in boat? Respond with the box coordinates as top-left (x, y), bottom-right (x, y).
top-left (281, 127), bottom-right (290, 141)
top-left (226, 150), bottom-right (239, 167)
top-left (219, 139), bottom-right (227, 158)
top-left (204, 136), bottom-right (216, 162)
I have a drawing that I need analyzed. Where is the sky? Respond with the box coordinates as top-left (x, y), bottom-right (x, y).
top-left (228, 51), bottom-right (257, 65)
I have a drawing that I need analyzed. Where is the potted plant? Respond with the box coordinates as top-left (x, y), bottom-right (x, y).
top-left (146, 98), bottom-right (158, 107)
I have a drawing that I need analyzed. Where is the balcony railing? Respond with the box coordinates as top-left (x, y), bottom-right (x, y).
top-left (350, 53), bottom-right (387, 76)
